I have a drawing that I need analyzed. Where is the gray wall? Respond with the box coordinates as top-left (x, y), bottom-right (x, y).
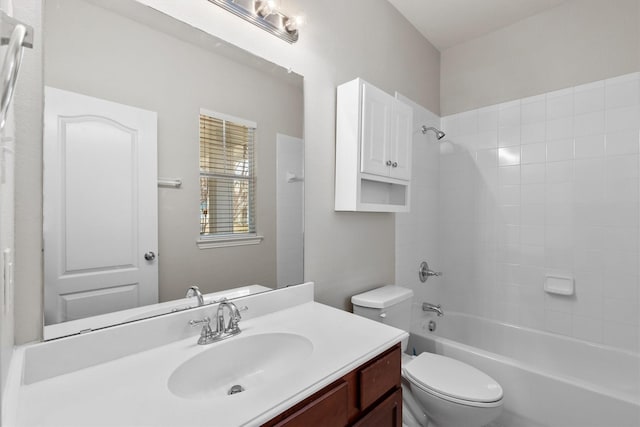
top-left (14, 0), bottom-right (440, 343)
top-left (441, 0), bottom-right (640, 115)
top-left (44, 0), bottom-right (303, 304)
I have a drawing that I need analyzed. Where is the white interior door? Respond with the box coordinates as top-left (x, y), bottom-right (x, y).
top-left (43, 87), bottom-right (158, 325)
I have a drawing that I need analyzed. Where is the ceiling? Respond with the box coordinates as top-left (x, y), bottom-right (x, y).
top-left (387, 0), bottom-right (569, 51)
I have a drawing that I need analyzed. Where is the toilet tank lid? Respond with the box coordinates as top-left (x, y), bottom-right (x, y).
top-left (351, 285), bottom-right (413, 309)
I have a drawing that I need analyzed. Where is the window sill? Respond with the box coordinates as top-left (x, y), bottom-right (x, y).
top-left (197, 235), bottom-right (264, 249)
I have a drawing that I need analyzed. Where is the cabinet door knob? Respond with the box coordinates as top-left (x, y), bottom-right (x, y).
top-left (392, 162), bottom-right (398, 168)
top-left (386, 160), bottom-right (392, 166)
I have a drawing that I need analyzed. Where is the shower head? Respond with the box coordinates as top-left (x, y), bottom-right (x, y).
top-left (421, 125), bottom-right (446, 140)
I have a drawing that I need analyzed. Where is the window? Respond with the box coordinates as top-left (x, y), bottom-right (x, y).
top-left (198, 109), bottom-right (259, 247)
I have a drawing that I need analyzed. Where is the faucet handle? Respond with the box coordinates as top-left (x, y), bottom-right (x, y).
top-left (419, 261), bottom-right (443, 283)
top-left (189, 317), bottom-right (217, 344)
top-left (226, 304), bottom-right (247, 333)
top-left (189, 316), bottom-right (211, 329)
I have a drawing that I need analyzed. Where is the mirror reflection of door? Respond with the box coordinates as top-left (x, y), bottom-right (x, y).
top-left (276, 134), bottom-right (303, 288)
top-left (43, 87), bottom-right (158, 325)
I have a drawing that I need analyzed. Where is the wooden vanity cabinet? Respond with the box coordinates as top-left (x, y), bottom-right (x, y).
top-left (263, 344), bottom-right (402, 427)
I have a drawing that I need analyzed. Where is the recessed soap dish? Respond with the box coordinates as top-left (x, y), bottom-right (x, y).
top-left (544, 275), bottom-right (574, 296)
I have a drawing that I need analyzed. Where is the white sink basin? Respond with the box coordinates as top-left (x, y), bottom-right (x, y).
top-left (168, 332), bottom-right (314, 400)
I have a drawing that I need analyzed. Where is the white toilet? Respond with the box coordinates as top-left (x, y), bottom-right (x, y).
top-left (352, 285), bottom-right (503, 427)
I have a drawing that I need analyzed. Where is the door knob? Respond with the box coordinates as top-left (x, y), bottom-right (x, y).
top-left (144, 251), bottom-right (156, 261)
top-left (386, 160), bottom-right (392, 166)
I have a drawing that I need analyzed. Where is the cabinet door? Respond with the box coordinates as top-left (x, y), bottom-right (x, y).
top-left (353, 388), bottom-right (402, 427)
top-left (389, 100), bottom-right (412, 180)
top-left (360, 83), bottom-right (391, 177)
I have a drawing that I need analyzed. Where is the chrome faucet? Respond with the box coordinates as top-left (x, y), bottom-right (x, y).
top-left (422, 302), bottom-right (444, 317)
top-left (185, 285), bottom-right (204, 306)
top-left (216, 300), bottom-right (243, 337)
top-left (189, 300), bottom-right (247, 345)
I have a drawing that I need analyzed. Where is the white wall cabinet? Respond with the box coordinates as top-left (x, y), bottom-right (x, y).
top-left (335, 78), bottom-right (412, 212)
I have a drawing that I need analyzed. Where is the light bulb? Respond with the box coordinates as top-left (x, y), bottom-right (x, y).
top-left (255, 0), bottom-right (276, 17)
top-left (284, 15), bottom-right (305, 32)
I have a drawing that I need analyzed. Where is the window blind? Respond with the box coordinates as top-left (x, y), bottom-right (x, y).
top-left (199, 113), bottom-right (256, 237)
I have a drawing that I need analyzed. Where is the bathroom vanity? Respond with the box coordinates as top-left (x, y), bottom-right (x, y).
top-left (263, 344), bottom-right (402, 426)
top-left (5, 283), bottom-right (406, 426)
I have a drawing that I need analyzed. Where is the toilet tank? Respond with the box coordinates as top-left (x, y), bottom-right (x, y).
top-left (351, 285), bottom-right (413, 332)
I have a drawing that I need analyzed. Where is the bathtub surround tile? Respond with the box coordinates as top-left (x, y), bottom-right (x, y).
top-left (476, 149), bottom-right (498, 169)
top-left (519, 246), bottom-right (545, 269)
top-left (546, 139), bottom-right (574, 162)
top-left (499, 101), bottom-right (521, 128)
top-left (544, 309), bottom-right (572, 336)
top-left (574, 134), bottom-right (605, 159)
top-left (520, 225), bottom-right (545, 247)
top-left (426, 74), bottom-right (639, 353)
top-left (498, 126), bottom-right (521, 148)
top-left (546, 117), bottom-right (574, 140)
top-left (546, 160), bottom-right (574, 183)
top-left (606, 105), bottom-right (640, 133)
top-left (521, 164), bottom-right (545, 184)
top-left (521, 142), bottom-right (546, 164)
top-left (603, 320), bottom-right (640, 352)
top-left (574, 249), bottom-right (606, 273)
top-left (545, 202), bottom-right (572, 225)
top-left (545, 181), bottom-right (573, 204)
top-left (574, 180), bottom-right (604, 204)
top-left (603, 297), bottom-right (640, 325)
top-left (574, 83), bottom-right (605, 116)
top-left (605, 179), bottom-right (639, 203)
top-left (521, 96), bottom-right (546, 124)
top-left (606, 130), bottom-right (640, 156)
top-left (521, 122), bottom-right (546, 144)
top-left (573, 111), bottom-right (605, 137)
top-left (605, 79), bottom-right (640, 110)
top-left (521, 204), bottom-right (545, 227)
top-left (498, 165), bottom-right (520, 186)
top-left (571, 314), bottom-right (603, 343)
top-left (603, 227), bottom-right (640, 254)
top-left (546, 88), bottom-right (573, 120)
top-left (521, 184), bottom-right (545, 205)
top-left (574, 158), bottom-right (604, 182)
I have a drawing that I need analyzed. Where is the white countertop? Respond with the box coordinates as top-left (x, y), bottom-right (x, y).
top-left (13, 301), bottom-right (407, 427)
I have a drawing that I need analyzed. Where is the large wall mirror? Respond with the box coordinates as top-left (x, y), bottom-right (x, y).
top-left (42, 0), bottom-right (304, 339)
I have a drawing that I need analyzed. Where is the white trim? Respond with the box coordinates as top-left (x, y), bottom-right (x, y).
top-left (196, 234), bottom-right (264, 249)
top-left (199, 108), bottom-right (257, 129)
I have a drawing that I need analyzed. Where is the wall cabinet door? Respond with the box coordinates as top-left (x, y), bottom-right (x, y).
top-left (389, 101), bottom-right (412, 180)
top-left (360, 83), bottom-right (392, 177)
top-left (360, 82), bottom-right (412, 181)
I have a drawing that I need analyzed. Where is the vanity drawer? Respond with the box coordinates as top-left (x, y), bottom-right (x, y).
top-left (353, 388), bottom-right (402, 427)
top-left (358, 344), bottom-right (401, 409)
top-left (264, 379), bottom-right (348, 427)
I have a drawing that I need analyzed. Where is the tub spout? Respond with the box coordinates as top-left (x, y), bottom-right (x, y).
top-left (422, 302), bottom-right (443, 316)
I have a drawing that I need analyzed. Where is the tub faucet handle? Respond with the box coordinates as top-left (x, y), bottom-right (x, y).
top-left (419, 261), bottom-right (442, 283)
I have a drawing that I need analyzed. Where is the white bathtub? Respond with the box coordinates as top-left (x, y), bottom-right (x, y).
top-left (408, 312), bottom-right (640, 427)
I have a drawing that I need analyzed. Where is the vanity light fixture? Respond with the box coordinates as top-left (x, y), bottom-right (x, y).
top-left (208, 0), bottom-right (301, 44)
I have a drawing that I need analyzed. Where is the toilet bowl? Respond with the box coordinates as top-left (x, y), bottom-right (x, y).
top-left (403, 352), bottom-right (503, 427)
top-left (351, 285), bottom-right (503, 427)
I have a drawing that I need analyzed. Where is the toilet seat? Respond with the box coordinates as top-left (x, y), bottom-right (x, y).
top-left (403, 352), bottom-right (503, 408)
